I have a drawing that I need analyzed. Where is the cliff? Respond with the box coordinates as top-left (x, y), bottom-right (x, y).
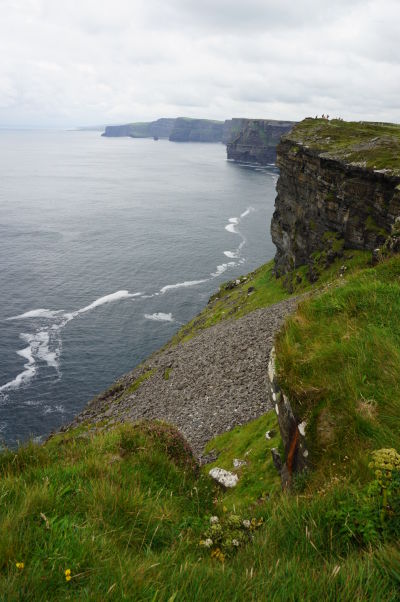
top-left (271, 118), bottom-right (400, 276)
top-left (169, 118), bottom-right (224, 142)
top-left (226, 119), bottom-right (296, 165)
top-left (102, 118), bottom-right (175, 138)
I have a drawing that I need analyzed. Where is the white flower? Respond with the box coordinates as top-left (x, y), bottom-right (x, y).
top-left (242, 519), bottom-right (251, 529)
top-left (204, 538), bottom-right (213, 548)
top-left (232, 539), bottom-right (240, 547)
top-left (210, 516), bottom-right (219, 525)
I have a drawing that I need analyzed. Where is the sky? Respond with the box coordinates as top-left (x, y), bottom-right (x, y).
top-left (1, 0), bottom-right (399, 128)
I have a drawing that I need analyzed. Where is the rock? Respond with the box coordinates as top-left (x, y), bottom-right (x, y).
top-left (247, 286), bottom-right (255, 294)
top-left (271, 448), bottom-right (283, 472)
top-left (271, 119), bottom-right (400, 277)
top-left (227, 119), bottom-right (296, 165)
top-left (209, 467), bottom-right (239, 488)
top-left (265, 430), bottom-right (276, 440)
top-left (233, 458), bottom-right (247, 468)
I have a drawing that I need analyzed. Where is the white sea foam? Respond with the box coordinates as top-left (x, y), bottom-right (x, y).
top-left (240, 207), bottom-right (255, 218)
top-left (8, 308), bottom-right (64, 321)
top-left (229, 217), bottom-right (239, 224)
top-left (225, 223), bottom-right (238, 234)
top-left (77, 290), bottom-right (141, 314)
top-left (224, 251), bottom-right (239, 259)
top-left (160, 280), bottom-right (208, 294)
top-left (144, 312), bottom-right (174, 322)
top-left (0, 344), bottom-right (36, 392)
top-left (211, 262), bottom-right (236, 277)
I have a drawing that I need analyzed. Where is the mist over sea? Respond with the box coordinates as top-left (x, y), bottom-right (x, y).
top-left (0, 130), bottom-right (279, 446)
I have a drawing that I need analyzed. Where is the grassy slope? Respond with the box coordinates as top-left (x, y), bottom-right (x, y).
top-left (285, 117), bottom-right (400, 174)
top-left (276, 255), bottom-right (400, 482)
top-left (3, 251), bottom-right (400, 599)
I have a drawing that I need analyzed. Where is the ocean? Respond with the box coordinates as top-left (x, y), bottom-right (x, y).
top-left (0, 130), bottom-right (279, 446)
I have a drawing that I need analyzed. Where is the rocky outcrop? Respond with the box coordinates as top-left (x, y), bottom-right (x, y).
top-left (268, 347), bottom-right (309, 488)
top-left (169, 118), bottom-right (224, 142)
top-left (271, 118), bottom-right (400, 276)
top-left (226, 119), bottom-right (296, 165)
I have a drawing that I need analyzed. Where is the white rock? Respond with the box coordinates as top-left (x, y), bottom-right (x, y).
top-left (209, 467), bottom-right (239, 488)
top-left (275, 403), bottom-right (279, 415)
top-left (298, 421), bottom-right (307, 436)
top-left (233, 458), bottom-right (247, 468)
top-left (303, 449), bottom-right (309, 458)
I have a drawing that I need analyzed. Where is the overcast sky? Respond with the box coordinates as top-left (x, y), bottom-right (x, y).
top-left (1, 0), bottom-right (399, 128)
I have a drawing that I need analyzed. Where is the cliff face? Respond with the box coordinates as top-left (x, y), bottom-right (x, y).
top-left (226, 119), bottom-right (296, 165)
top-left (222, 118), bottom-right (247, 144)
top-left (271, 118), bottom-right (400, 276)
top-left (102, 118), bottom-right (175, 138)
top-left (169, 118), bottom-right (224, 142)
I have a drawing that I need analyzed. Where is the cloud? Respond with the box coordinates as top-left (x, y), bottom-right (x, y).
top-left (0, 0), bottom-right (399, 127)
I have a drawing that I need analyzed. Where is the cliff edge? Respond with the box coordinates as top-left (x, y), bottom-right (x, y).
top-left (271, 118), bottom-right (400, 275)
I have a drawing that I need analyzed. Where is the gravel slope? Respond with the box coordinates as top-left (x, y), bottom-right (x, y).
top-left (66, 297), bottom-right (301, 456)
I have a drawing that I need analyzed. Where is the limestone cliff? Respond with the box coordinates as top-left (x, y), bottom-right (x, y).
top-left (102, 118), bottom-right (175, 138)
top-left (169, 118), bottom-right (224, 142)
top-left (271, 118), bottom-right (400, 276)
top-left (226, 119), bottom-right (296, 165)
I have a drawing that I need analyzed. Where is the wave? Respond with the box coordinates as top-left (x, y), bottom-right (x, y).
top-left (8, 308), bottom-right (64, 321)
top-left (76, 290), bottom-right (142, 315)
top-left (224, 250), bottom-right (239, 259)
top-left (0, 343), bottom-right (36, 392)
top-left (211, 262), bottom-right (236, 277)
top-left (1, 289), bottom-right (142, 394)
top-left (144, 312), bottom-right (174, 322)
top-left (240, 207), bottom-right (255, 218)
top-left (160, 279), bottom-right (208, 294)
top-left (225, 223), bottom-right (238, 234)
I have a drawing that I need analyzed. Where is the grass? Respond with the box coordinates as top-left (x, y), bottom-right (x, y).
top-left (2, 416), bottom-right (400, 600)
top-left (284, 118), bottom-right (400, 173)
top-left (169, 250), bottom-right (371, 346)
top-left (276, 255), bottom-right (400, 479)
top-left (3, 247), bottom-right (400, 599)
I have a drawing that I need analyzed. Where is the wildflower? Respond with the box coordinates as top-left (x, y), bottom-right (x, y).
top-left (232, 539), bottom-right (240, 547)
top-left (369, 448), bottom-right (400, 488)
top-left (200, 538), bottom-right (213, 548)
top-left (242, 519), bottom-right (251, 529)
top-left (210, 516), bottom-right (219, 525)
top-left (65, 569), bottom-right (72, 582)
top-left (15, 562), bottom-right (24, 570)
top-left (211, 547), bottom-right (225, 563)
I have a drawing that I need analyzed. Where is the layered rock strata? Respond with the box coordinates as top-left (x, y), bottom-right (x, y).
top-left (271, 118), bottom-right (400, 276)
top-left (226, 119), bottom-right (296, 165)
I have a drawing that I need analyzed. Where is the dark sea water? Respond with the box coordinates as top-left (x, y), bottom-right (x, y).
top-left (0, 130), bottom-right (279, 446)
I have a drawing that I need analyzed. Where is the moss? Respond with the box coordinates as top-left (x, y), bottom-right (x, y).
top-left (163, 367), bottom-right (172, 380)
top-left (284, 118), bottom-right (400, 174)
top-left (118, 368), bottom-right (156, 400)
top-left (365, 215), bottom-right (388, 238)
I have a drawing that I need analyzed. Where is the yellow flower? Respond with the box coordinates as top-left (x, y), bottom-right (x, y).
top-left (65, 575), bottom-right (72, 582)
top-left (65, 569), bottom-right (72, 581)
top-left (15, 562), bottom-right (24, 570)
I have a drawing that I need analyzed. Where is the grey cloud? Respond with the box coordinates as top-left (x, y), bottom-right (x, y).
top-left (0, 0), bottom-right (399, 127)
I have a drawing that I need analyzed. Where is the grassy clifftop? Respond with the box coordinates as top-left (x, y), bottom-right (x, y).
top-left (283, 118), bottom-right (400, 174)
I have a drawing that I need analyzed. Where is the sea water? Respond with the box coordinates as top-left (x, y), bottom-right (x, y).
top-left (0, 130), bottom-right (279, 445)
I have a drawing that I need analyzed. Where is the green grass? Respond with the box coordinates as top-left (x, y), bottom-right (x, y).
top-left (203, 413), bottom-right (281, 509)
top-left (2, 417), bottom-right (400, 600)
top-left (3, 248), bottom-right (400, 599)
top-left (169, 250), bottom-right (371, 346)
top-left (276, 255), bottom-right (400, 479)
top-left (285, 118), bottom-right (400, 173)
